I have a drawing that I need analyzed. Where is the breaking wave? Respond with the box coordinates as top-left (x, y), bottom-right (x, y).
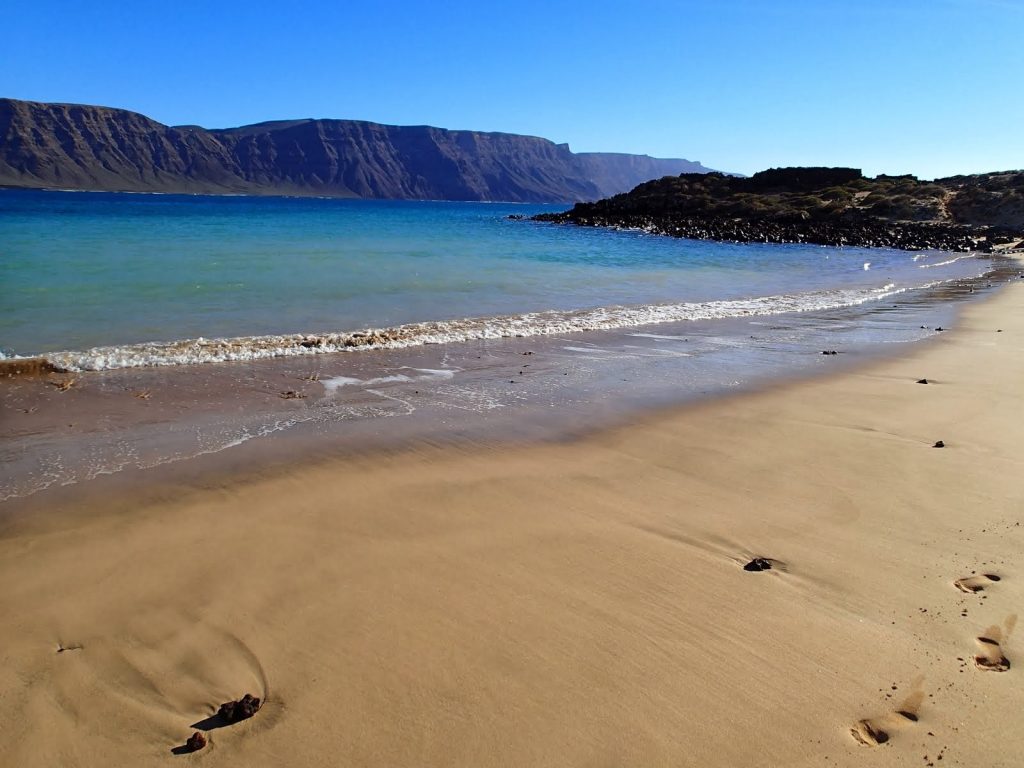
top-left (31, 279), bottom-right (947, 372)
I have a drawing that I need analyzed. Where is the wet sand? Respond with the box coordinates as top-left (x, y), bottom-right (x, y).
top-left (5, 263), bottom-right (1012, 504)
top-left (1, 270), bottom-right (1023, 766)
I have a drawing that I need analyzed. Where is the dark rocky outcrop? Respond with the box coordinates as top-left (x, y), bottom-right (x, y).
top-left (0, 98), bottom-right (715, 202)
top-left (532, 167), bottom-right (1024, 251)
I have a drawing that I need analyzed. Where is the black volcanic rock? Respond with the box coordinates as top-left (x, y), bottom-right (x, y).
top-left (0, 98), bottom-right (715, 202)
top-left (743, 166), bottom-right (863, 192)
top-left (532, 167), bottom-right (1024, 251)
top-left (184, 732), bottom-right (206, 752)
top-left (218, 694), bottom-right (261, 724)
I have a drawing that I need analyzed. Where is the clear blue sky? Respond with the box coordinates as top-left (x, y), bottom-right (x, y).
top-left (3, 0), bottom-right (1021, 178)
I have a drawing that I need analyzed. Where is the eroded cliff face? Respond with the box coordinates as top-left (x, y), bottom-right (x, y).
top-left (0, 99), bottom-right (713, 201)
top-left (0, 101), bottom-right (235, 193)
top-left (575, 152), bottom-right (713, 200)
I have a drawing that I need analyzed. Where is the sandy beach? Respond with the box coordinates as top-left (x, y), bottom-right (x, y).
top-left (1, 273), bottom-right (1022, 767)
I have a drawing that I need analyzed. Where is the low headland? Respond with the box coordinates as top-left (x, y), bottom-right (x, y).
top-left (530, 166), bottom-right (1024, 251)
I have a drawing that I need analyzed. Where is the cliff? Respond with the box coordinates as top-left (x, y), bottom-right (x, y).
top-left (0, 99), bottom-right (714, 202)
top-left (532, 167), bottom-right (1024, 251)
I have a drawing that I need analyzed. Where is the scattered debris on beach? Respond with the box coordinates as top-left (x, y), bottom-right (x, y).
top-left (51, 378), bottom-right (77, 392)
top-left (278, 390), bottom-right (306, 399)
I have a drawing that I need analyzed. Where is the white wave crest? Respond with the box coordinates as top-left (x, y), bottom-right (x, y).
top-left (42, 281), bottom-right (934, 372)
top-left (918, 254), bottom-right (977, 269)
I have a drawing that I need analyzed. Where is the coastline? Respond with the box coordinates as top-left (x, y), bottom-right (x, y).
top-left (2, 270), bottom-right (1023, 766)
top-left (4, 258), bottom-right (1013, 506)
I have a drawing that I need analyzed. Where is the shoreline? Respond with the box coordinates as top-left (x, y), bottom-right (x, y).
top-left (2, 266), bottom-right (1023, 766)
top-left (2, 263), bottom-right (988, 373)
top-left (2, 263), bottom-right (1009, 507)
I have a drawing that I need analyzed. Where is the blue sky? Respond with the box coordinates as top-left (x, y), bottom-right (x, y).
top-left (2, 0), bottom-right (1021, 178)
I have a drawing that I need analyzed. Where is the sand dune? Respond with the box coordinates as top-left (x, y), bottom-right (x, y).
top-left (1, 276), bottom-right (1023, 767)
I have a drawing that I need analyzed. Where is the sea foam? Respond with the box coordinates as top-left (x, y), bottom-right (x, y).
top-left (39, 280), bottom-right (942, 372)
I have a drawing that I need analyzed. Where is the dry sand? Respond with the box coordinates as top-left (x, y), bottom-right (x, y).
top-left (1, 277), bottom-right (1023, 767)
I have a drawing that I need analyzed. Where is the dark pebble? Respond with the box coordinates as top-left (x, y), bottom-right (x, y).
top-left (743, 557), bottom-right (773, 572)
top-left (185, 732), bottom-right (206, 752)
top-left (218, 693), bottom-right (261, 724)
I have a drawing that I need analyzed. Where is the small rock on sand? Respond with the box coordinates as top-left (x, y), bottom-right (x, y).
top-left (218, 693), bottom-right (261, 724)
top-left (184, 731), bottom-right (206, 752)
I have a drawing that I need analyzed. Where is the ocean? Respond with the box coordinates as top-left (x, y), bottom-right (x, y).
top-left (0, 189), bottom-right (987, 367)
top-left (0, 189), bottom-right (1009, 502)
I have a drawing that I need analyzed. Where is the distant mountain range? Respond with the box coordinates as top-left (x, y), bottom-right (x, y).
top-left (0, 98), bottom-right (716, 202)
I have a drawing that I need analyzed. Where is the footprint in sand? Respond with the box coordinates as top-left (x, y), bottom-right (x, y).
top-left (974, 630), bottom-right (1011, 672)
top-left (954, 573), bottom-right (1001, 593)
top-left (850, 689), bottom-right (924, 747)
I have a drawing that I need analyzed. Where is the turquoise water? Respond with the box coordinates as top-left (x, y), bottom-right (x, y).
top-left (0, 189), bottom-right (989, 368)
top-left (0, 188), bottom-right (1007, 501)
